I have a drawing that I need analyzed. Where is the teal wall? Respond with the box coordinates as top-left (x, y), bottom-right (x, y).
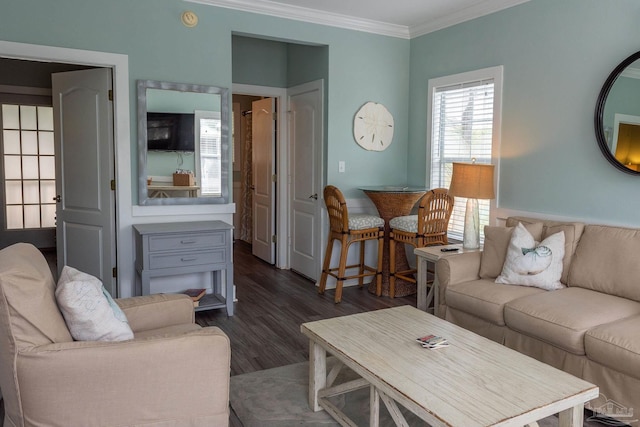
top-left (147, 151), bottom-right (196, 177)
top-left (287, 44), bottom-right (329, 88)
top-left (0, 0), bottom-right (409, 201)
top-left (4, 0), bottom-right (639, 224)
top-left (232, 36), bottom-right (289, 87)
top-left (231, 36), bottom-right (330, 185)
top-left (146, 89), bottom-right (221, 114)
top-left (232, 21), bottom-right (410, 200)
top-left (408, 0), bottom-right (640, 225)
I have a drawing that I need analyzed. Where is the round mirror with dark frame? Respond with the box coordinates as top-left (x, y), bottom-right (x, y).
top-left (595, 50), bottom-right (640, 175)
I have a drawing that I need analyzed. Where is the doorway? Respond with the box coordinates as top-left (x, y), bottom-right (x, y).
top-left (232, 93), bottom-right (263, 244)
top-left (0, 59), bottom-right (91, 252)
top-left (232, 81), bottom-right (324, 281)
top-left (232, 93), bottom-right (277, 265)
top-left (0, 55), bottom-right (118, 295)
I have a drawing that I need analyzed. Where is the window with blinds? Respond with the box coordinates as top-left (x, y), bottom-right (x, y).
top-left (428, 67), bottom-right (503, 242)
top-left (199, 117), bottom-right (222, 196)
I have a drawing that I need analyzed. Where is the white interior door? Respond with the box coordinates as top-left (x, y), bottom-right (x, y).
top-left (288, 81), bottom-right (323, 280)
top-left (251, 97), bottom-right (275, 264)
top-left (52, 68), bottom-right (116, 295)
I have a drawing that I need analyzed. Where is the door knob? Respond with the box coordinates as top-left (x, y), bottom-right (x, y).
top-left (53, 195), bottom-right (61, 202)
top-left (249, 185), bottom-right (256, 190)
top-left (308, 193), bottom-right (318, 200)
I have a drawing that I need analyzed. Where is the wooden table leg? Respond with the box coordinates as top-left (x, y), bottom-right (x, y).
top-left (369, 385), bottom-right (380, 427)
top-left (309, 340), bottom-right (326, 412)
top-left (416, 256), bottom-right (428, 311)
top-left (558, 405), bottom-right (583, 427)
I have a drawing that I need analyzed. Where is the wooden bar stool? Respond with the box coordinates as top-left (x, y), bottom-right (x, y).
top-left (389, 188), bottom-right (453, 298)
top-left (318, 185), bottom-right (384, 303)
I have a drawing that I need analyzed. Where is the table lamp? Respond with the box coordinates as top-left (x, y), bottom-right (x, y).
top-left (448, 161), bottom-right (495, 249)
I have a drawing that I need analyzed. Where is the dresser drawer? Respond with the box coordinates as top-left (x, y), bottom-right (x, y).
top-left (148, 248), bottom-right (227, 269)
top-left (148, 231), bottom-right (226, 252)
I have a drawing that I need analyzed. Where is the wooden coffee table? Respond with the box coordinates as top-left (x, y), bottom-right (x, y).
top-left (301, 306), bottom-right (598, 427)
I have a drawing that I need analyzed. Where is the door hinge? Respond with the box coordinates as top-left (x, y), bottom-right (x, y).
top-left (272, 112), bottom-right (277, 121)
top-left (272, 174), bottom-right (277, 182)
top-left (108, 90), bottom-right (113, 101)
top-left (272, 235), bottom-right (277, 243)
top-left (112, 267), bottom-right (117, 278)
top-left (110, 179), bottom-right (116, 191)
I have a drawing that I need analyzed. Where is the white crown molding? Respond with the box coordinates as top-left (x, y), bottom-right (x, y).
top-left (187, 0), bottom-right (531, 39)
top-left (186, 0), bottom-right (410, 39)
top-left (409, 0), bottom-right (531, 38)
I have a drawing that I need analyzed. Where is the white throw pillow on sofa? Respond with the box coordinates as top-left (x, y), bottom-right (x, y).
top-left (56, 266), bottom-right (134, 341)
top-left (495, 222), bottom-right (565, 290)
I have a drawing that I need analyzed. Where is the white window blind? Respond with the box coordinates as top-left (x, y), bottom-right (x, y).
top-left (429, 77), bottom-right (497, 242)
top-left (199, 117), bottom-right (222, 196)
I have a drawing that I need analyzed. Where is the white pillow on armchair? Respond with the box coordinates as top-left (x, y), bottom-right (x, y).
top-left (55, 266), bottom-right (134, 341)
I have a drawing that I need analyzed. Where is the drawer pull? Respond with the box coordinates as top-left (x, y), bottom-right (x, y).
top-left (180, 240), bottom-right (197, 244)
top-left (181, 257), bottom-right (197, 262)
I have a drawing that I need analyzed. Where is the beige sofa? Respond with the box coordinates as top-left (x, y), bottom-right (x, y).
top-left (436, 216), bottom-right (640, 419)
top-left (0, 243), bottom-right (231, 427)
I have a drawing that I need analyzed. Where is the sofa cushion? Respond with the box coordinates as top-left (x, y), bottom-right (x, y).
top-left (446, 279), bottom-right (545, 326)
top-left (585, 315), bottom-right (640, 380)
top-left (480, 222), bottom-right (544, 279)
top-left (505, 217), bottom-right (584, 284)
top-left (568, 225), bottom-right (640, 303)
top-left (504, 287), bottom-right (640, 355)
top-left (0, 243), bottom-right (73, 348)
top-left (495, 223), bottom-right (565, 290)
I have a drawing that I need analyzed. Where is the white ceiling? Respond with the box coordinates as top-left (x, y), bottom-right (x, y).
top-left (188, 0), bottom-right (531, 38)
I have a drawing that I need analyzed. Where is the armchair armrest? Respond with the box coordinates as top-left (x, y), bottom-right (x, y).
top-left (16, 327), bottom-right (230, 427)
top-left (435, 251), bottom-right (482, 306)
top-left (116, 293), bottom-right (194, 332)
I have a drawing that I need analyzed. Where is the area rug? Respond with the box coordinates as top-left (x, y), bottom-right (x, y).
top-left (229, 359), bottom-right (603, 427)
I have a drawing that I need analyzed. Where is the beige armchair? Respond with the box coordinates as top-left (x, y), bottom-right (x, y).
top-left (0, 243), bottom-right (230, 427)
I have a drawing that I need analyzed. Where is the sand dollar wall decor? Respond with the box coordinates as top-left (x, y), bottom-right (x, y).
top-left (353, 101), bottom-right (394, 151)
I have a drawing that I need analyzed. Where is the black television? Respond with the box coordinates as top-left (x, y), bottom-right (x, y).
top-left (146, 112), bottom-right (195, 152)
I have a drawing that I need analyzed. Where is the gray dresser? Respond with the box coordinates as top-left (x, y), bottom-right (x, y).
top-left (133, 220), bottom-right (234, 315)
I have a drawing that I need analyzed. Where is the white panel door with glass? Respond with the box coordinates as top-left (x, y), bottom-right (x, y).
top-left (1, 102), bottom-right (56, 248)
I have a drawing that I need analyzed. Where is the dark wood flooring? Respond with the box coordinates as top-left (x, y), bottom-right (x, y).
top-left (198, 241), bottom-right (416, 426)
top-left (196, 240), bottom-right (416, 377)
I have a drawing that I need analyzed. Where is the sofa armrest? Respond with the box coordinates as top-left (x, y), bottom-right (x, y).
top-left (15, 327), bottom-right (230, 426)
top-left (435, 251), bottom-right (482, 306)
top-left (116, 293), bottom-right (194, 333)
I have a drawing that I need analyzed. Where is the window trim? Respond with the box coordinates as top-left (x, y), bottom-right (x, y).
top-left (426, 65), bottom-right (504, 228)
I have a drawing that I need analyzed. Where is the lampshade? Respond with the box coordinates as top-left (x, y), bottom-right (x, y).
top-left (448, 162), bottom-right (495, 200)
